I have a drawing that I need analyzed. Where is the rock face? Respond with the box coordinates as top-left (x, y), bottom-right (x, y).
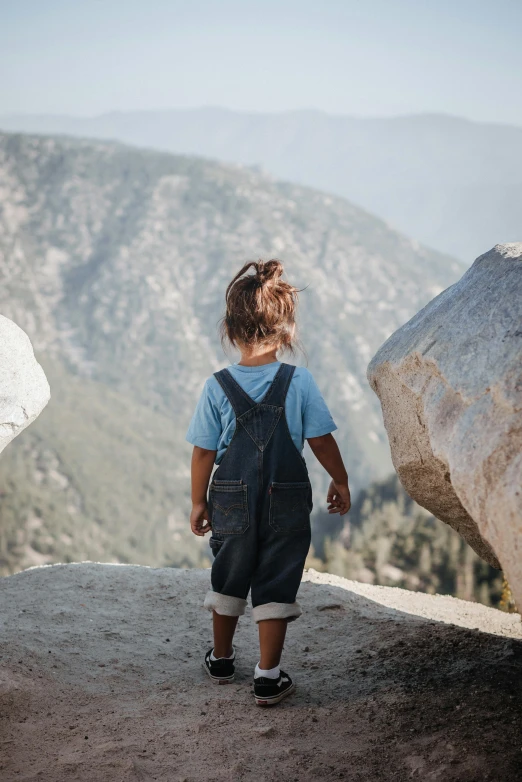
top-left (367, 244), bottom-right (522, 609)
top-left (0, 314), bottom-right (50, 453)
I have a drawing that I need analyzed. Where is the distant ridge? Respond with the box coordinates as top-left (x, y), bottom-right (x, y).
top-left (1, 108), bottom-right (521, 260)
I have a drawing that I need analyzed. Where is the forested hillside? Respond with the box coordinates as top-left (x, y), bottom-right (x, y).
top-left (310, 475), bottom-right (505, 607)
top-left (0, 357), bottom-right (205, 575)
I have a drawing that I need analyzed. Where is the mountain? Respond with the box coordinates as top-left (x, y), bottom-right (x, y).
top-left (1, 109), bottom-right (521, 261)
top-left (0, 130), bottom-right (461, 574)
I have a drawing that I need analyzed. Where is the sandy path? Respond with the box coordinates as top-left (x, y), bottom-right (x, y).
top-left (1, 564), bottom-right (521, 781)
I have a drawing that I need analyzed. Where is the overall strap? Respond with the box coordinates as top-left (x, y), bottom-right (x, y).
top-left (213, 368), bottom-right (257, 418)
top-left (261, 363), bottom-right (296, 407)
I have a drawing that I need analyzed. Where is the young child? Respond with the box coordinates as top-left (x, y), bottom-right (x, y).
top-left (186, 260), bottom-right (351, 706)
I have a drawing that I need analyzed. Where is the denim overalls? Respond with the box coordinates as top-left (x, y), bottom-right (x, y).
top-left (203, 362), bottom-right (312, 623)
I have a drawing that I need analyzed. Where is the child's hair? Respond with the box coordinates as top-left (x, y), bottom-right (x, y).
top-left (221, 259), bottom-right (300, 353)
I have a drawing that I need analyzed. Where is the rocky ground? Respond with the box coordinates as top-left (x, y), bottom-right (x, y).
top-left (1, 564), bottom-right (521, 782)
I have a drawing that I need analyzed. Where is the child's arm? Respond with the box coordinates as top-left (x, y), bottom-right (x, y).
top-left (190, 446), bottom-right (217, 536)
top-left (307, 433), bottom-right (351, 515)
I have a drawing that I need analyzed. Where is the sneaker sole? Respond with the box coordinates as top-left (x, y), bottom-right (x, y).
top-left (202, 662), bottom-right (235, 685)
top-left (254, 682), bottom-right (296, 706)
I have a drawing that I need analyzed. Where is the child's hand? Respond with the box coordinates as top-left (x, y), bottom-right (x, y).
top-left (327, 480), bottom-right (351, 516)
top-left (190, 502), bottom-right (212, 536)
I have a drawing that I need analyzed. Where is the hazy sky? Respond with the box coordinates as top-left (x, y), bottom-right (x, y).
top-left (2, 0), bottom-right (522, 124)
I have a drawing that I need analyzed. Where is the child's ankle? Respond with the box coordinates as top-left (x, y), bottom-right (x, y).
top-left (255, 662), bottom-right (280, 679)
top-left (211, 645), bottom-right (235, 660)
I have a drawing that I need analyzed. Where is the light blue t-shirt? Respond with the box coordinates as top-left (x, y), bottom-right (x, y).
top-left (186, 361), bottom-right (337, 464)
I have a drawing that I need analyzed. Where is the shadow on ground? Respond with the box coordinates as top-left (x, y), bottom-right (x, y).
top-left (1, 564), bottom-right (521, 781)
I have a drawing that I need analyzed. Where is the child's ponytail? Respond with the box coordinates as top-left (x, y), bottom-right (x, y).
top-left (221, 260), bottom-right (300, 353)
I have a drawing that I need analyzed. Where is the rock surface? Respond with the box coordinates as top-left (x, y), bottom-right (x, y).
top-left (1, 563), bottom-right (521, 781)
top-left (0, 314), bottom-right (50, 454)
top-left (367, 243), bottom-right (522, 609)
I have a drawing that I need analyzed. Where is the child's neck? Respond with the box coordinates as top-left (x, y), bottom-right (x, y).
top-left (238, 346), bottom-right (279, 367)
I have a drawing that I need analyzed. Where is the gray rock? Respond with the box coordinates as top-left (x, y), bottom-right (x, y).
top-left (0, 314), bottom-right (50, 454)
top-left (367, 244), bottom-right (522, 609)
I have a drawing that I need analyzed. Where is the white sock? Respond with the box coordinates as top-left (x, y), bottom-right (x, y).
top-left (254, 662), bottom-right (280, 680)
top-left (210, 646), bottom-right (235, 661)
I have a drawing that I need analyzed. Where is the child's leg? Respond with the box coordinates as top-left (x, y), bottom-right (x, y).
top-left (258, 618), bottom-right (288, 669)
top-left (212, 610), bottom-right (239, 658)
top-left (254, 618), bottom-right (296, 705)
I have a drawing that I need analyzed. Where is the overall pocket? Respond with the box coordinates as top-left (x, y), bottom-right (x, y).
top-left (209, 482), bottom-right (249, 535)
top-left (269, 481), bottom-right (312, 534)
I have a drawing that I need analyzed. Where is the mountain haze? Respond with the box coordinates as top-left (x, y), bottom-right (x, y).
top-left (0, 131), bottom-right (461, 573)
top-left (2, 109), bottom-right (521, 261)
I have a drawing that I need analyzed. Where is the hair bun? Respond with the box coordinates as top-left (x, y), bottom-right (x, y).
top-left (222, 258), bottom-right (300, 354)
top-left (256, 259), bottom-right (283, 286)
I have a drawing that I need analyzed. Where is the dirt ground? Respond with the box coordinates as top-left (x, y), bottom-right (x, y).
top-left (1, 563), bottom-right (521, 782)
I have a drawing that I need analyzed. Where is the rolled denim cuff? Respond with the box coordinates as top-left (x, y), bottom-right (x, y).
top-left (204, 590), bottom-right (247, 617)
top-left (252, 601), bottom-right (302, 623)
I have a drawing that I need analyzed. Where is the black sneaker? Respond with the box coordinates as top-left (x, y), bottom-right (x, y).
top-left (203, 648), bottom-right (235, 684)
top-left (253, 670), bottom-right (295, 706)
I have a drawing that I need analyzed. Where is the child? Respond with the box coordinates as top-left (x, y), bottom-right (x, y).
top-left (186, 260), bottom-right (351, 706)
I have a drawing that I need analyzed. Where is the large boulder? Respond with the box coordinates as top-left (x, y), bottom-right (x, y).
top-left (367, 244), bottom-right (522, 609)
top-left (0, 314), bottom-right (50, 454)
